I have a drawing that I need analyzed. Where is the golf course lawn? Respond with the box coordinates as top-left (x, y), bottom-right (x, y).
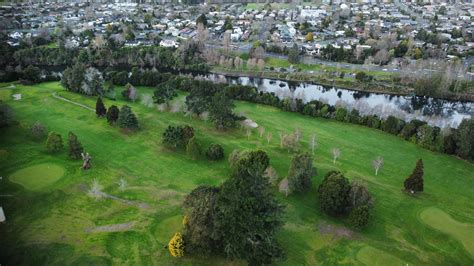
top-left (9, 163), bottom-right (65, 191)
top-left (0, 82), bottom-right (473, 265)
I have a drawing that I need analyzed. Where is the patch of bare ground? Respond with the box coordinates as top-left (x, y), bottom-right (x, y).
top-left (85, 222), bottom-right (135, 233)
top-left (317, 221), bottom-right (357, 240)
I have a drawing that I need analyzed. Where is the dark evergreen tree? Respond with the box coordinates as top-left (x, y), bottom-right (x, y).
top-left (287, 153), bottom-right (315, 193)
top-left (209, 91), bottom-right (238, 130)
top-left (214, 150), bottom-right (284, 265)
top-left (117, 105), bottom-right (138, 130)
top-left (22, 65), bottom-right (41, 84)
top-left (68, 131), bottom-right (84, 160)
top-left (95, 97), bottom-right (107, 117)
top-left (404, 159), bottom-right (424, 192)
top-left (317, 171), bottom-right (351, 216)
top-left (45, 132), bottom-right (63, 153)
top-left (106, 105), bottom-right (120, 125)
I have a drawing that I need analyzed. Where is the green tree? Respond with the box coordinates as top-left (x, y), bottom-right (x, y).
top-left (205, 143), bottom-right (224, 161)
top-left (288, 43), bottom-right (300, 64)
top-left (153, 83), bottom-right (177, 107)
top-left (287, 153), bottom-right (315, 193)
top-left (106, 105), bottom-right (120, 125)
top-left (186, 136), bottom-right (201, 160)
top-left (404, 159), bottom-right (424, 193)
top-left (196, 14), bottom-right (208, 27)
top-left (317, 171), bottom-right (351, 216)
top-left (455, 118), bottom-right (474, 160)
top-left (68, 131), bottom-right (84, 160)
top-left (96, 97), bottom-right (107, 117)
top-left (382, 115), bottom-right (403, 135)
top-left (61, 62), bottom-right (86, 93)
top-left (183, 185), bottom-right (221, 255)
top-left (209, 91), bottom-right (238, 130)
top-left (224, 17), bottom-right (233, 30)
top-left (214, 150), bottom-right (284, 265)
top-left (22, 65), bottom-right (41, 84)
top-left (163, 125), bottom-right (184, 148)
top-left (305, 32), bottom-right (314, 42)
top-left (335, 108), bottom-right (348, 122)
top-left (30, 121), bottom-right (47, 141)
top-left (348, 205), bottom-right (370, 230)
top-left (117, 105), bottom-right (138, 130)
top-left (45, 132), bottom-right (63, 153)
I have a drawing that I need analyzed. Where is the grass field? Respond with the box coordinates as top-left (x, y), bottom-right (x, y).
top-left (0, 82), bottom-right (473, 265)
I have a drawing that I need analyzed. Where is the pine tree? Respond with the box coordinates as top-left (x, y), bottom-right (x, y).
top-left (95, 97), bottom-right (107, 117)
top-left (68, 131), bottom-right (84, 160)
top-left (117, 105), bottom-right (138, 130)
top-left (404, 159), bottom-right (424, 193)
top-left (287, 153), bottom-right (315, 193)
top-left (106, 105), bottom-right (120, 124)
top-left (45, 132), bottom-right (63, 153)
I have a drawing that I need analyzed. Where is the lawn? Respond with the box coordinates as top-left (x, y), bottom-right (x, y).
top-left (0, 82), bottom-right (473, 265)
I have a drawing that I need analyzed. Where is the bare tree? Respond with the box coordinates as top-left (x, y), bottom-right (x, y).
top-left (223, 30), bottom-right (231, 53)
top-left (374, 49), bottom-right (390, 65)
top-left (310, 133), bottom-right (317, 154)
top-left (279, 132), bottom-right (284, 148)
top-left (372, 156), bottom-right (384, 176)
top-left (246, 127), bottom-right (252, 140)
top-left (117, 178), bottom-right (127, 191)
top-left (88, 178), bottom-right (103, 200)
top-left (282, 133), bottom-right (298, 152)
top-left (266, 132), bottom-right (273, 145)
top-left (279, 178), bottom-right (290, 197)
top-left (294, 127), bottom-right (302, 143)
top-left (264, 166), bottom-right (279, 186)
top-left (332, 148), bottom-right (341, 164)
top-left (258, 126), bottom-right (265, 138)
top-left (196, 22), bottom-right (209, 47)
top-left (81, 152), bottom-right (92, 169)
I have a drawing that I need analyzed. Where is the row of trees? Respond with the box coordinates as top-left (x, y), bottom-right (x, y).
top-left (95, 97), bottom-right (139, 130)
top-left (162, 124), bottom-right (225, 161)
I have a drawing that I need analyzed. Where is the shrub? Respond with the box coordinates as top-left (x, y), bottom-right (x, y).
top-left (205, 143), bottom-right (224, 160)
top-left (186, 137), bottom-right (201, 160)
top-left (348, 205), bottom-right (370, 230)
top-left (168, 232), bottom-right (185, 258)
top-left (455, 118), bottom-right (474, 160)
top-left (30, 121), bottom-right (47, 141)
top-left (45, 132), bottom-right (63, 153)
top-left (335, 108), bottom-right (348, 122)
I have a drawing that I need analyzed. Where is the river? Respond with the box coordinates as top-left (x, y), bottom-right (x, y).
top-left (205, 74), bottom-right (473, 129)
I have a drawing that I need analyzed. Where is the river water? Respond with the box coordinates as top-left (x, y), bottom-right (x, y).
top-left (205, 74), bottom-right (473, 129)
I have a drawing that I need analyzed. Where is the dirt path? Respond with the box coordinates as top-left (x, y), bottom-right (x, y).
top-left (85, 222), bottom-right (135, 233)
top-left (52, 92), bottom-right (95, 112)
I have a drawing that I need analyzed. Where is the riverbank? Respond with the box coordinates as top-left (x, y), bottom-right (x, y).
top-left (210, 66), bottom-right (474, 102)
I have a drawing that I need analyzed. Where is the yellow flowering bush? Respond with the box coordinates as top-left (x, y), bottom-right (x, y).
top-left (182, 215), bottom-right (189, 226)
top-left (168, 232), bottom-right (184, 258)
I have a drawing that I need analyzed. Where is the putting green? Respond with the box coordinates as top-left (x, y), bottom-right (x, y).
top-left (419, 207), bottom-right (474, 257)
top-left (356, 246), bottom-right (405, 266)
top-left (9, 163), bottom-right (65, 191)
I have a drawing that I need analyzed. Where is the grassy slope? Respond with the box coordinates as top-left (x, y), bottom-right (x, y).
top-left (0, 82), bottom-right (473, 265)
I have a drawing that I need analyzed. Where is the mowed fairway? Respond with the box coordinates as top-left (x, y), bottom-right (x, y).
top-left (0, 82), bottom-right (473, 265)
